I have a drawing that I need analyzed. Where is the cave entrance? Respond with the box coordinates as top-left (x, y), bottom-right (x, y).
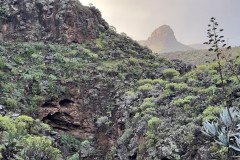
top-left (59, 99), bottom-right (74, 107)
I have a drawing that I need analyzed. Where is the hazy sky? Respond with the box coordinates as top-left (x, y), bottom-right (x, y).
top-left (80, 0), bottom-right (240, 46)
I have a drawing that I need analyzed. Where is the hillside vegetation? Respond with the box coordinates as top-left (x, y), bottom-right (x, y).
top-left (0, 0), bottom-right (240, 160)
top-left (160, 46), bottom-right (240, 65)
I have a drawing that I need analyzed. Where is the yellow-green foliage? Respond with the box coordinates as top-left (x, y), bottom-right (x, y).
top-left (146, 132), bottom-right (158, 147)
top-left (140, 98), bottom-right (156, 110)
top-left (138, 83), bottom-right (153, 92)
top-left (147, 117), bottom-right (161, 131)
top-left (209, 142), bottom-right (228, 160)
top-left (173, 96), bottom-right (193, 107)
top-left (0, 145), bottom-right (3, 159)
top-left (137, 79), bottom-right (153, 85)
top-left (125, 90), bottom-right (135, 97)
top-left (165, 83), bottom-right (189, 92)
top-left (202, 106), bottom-right (222, 121)
top-left (15, 115), bottom-right (34, 134)
top-left (22, 136), bottom-right (61, 159)
top-left (163, 68), bottom-right (180, 79)
top-left (15, 115), bottom-right (34, 124)
top-left (0, 115), bottom-right (17, 133)
top-left (152, 79), bottom-right (167, 85)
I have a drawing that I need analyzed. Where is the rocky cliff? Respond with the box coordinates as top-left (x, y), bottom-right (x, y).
top-left (0, 0), bottom-right (108, 44)
top-left (138, 25), bottom-right (193, 53)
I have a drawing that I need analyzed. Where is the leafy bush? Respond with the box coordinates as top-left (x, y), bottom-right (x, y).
top-left (68, 153), bottom-right (79, 160)
top-left (163, 68), bottom-right (180, 79)
top-left (137, 79), bottom-right (153, 85)
top-left (137, 84), bottom-right (153, 92)
top-left (4, 98), bottom-right (17, 110)
top-left (21, 136), bottom-right (61, 160)
top-left (0, 115), bottom-right (17, 133)
top-left (0, 58), bottom-right (5, 69)
top-left (202, 106), bottom-right (221, 121)
top-left (147, 117), bottom-right (161, 132)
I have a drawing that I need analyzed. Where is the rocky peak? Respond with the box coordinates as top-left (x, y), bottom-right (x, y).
top-left (147, 25), bottom-right (176, 44)
top-left (138, 25), bottom-right (193, 53)
top-left (0, 0), bottom-right (109, 44)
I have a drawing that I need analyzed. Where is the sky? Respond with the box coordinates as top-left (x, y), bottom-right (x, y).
top-left (80, 0), bottom-right (240, 46)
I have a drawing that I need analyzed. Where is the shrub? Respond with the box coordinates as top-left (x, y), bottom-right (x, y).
top-left (0, 58), bottom-right (5, 69)
top-left (0, 115), bottom-right (17, 133)
top-left (137, 79), bottom-right (153, 85)
top-left (152, 78), bottom-right (167, 85)
top-left (165, 83), bottom-right (189, 92)
top-left (147, 117), bottom-right (161, 132)
top-left (68, 153), bottom-right (79, 160)
top-left (202, 106), bottom-right (221, 121)
top-left (137, 84), bottom-right (153, 92)
top-left (21, 136), bottom-right (61, 160)
top-left (140, 98), bottom-right (156, 110)
top-left (59, 133), bottom-right (82, 157)
top-left (173, 98), bottom-right (190, 107)
top-left (4, 98), bottom-right (17, 110)
top-left (163, 68), bottom-right (180, 79)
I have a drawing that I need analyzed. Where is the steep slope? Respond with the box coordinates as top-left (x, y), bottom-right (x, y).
top-left (138, 25), bottom-right (193, 53)
top-left (0, 0), bottom-right (108, 43)
top-left (0, 0), bottom-right (240, 160)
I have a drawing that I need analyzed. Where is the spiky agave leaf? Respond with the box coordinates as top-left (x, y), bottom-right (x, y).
top-left (203, 120), bottom-right (218, 136)
top-left (220, 108), bottom-right (237, 127)
top-left (216, 127), bottom-right (229, 147)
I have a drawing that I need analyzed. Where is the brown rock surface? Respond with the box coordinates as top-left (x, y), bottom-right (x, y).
top-left (0, 0), bottom-right (108, 44)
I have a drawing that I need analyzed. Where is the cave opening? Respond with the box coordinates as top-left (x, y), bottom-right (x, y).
top-left (42, 101), bottom-right (55, 108)
top-left (129, 152), bottom-right (137, 160)
top-left (59, 99), bottom-right (74, 107)
top-left (161, 157), bottom-right (171, 160)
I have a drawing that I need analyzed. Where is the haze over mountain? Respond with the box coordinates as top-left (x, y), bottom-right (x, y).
top-left (138, 25), bottom-right (193, 53)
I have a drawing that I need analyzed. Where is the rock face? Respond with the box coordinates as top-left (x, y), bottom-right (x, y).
top-left (0, 0), bottom-right (108, 44)
top-left (138, 25), bottom-right (193, 53)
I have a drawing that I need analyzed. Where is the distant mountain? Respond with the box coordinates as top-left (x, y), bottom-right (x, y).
top-left (138, 25), bottom-right (193, 53)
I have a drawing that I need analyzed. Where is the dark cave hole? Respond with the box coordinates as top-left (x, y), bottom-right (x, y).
top-left (59, 99), bottom-right (74, 107)
top-left (161, 157), bottom-right (171, 160)
top-left (129, 152), bottom-right (137, 160)
top-left (42, 101), bottom-right (55, 108)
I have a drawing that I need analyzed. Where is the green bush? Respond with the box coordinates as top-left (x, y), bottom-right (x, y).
top-left (163, 68), bottom-right (180, 79)
top-left (21, 136), bottom-right (61, 160)
top-left (138, 83), bottom-right (153, 92)
top-left (147, 117), bottom-right (161, 132)
top-left (5, 98), bottom-right (17, 110)
top-left (137, 79), bottom-right (153, 85)
top-left (0, 58), bottom-right (5, 69)
top-left (152, 78), bottom-right (167, 85)
top-left (140, 98), bottom-right (156, 110)
top-left (68, 153), bottom-right (79, 160)
top-left (202, 105), bottom-right (221, 121)
top-left (0, 115), bottom-right (17, 133)
top-left (165, 83), bottom-right (189, 92)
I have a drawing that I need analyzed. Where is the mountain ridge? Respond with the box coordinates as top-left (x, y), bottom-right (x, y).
top-left (138, 25), bottom-right (193, 53)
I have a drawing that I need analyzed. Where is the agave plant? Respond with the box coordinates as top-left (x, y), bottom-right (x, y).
top-left (203, 107), bottom-right (240, 157)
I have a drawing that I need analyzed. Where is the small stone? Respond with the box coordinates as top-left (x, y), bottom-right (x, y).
top-left (0, 105), bottom-right (4, 110)
top-left (11, 113), bottom-right (20, 118)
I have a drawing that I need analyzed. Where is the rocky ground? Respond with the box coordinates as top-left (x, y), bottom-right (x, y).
top-left (0, 0), bottom-right (240, 160)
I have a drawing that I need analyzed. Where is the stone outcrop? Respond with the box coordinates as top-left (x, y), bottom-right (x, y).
top-left (0, 0), bottom-right (108, 44)
top-left (138, 25), bottom-right (193, 53)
